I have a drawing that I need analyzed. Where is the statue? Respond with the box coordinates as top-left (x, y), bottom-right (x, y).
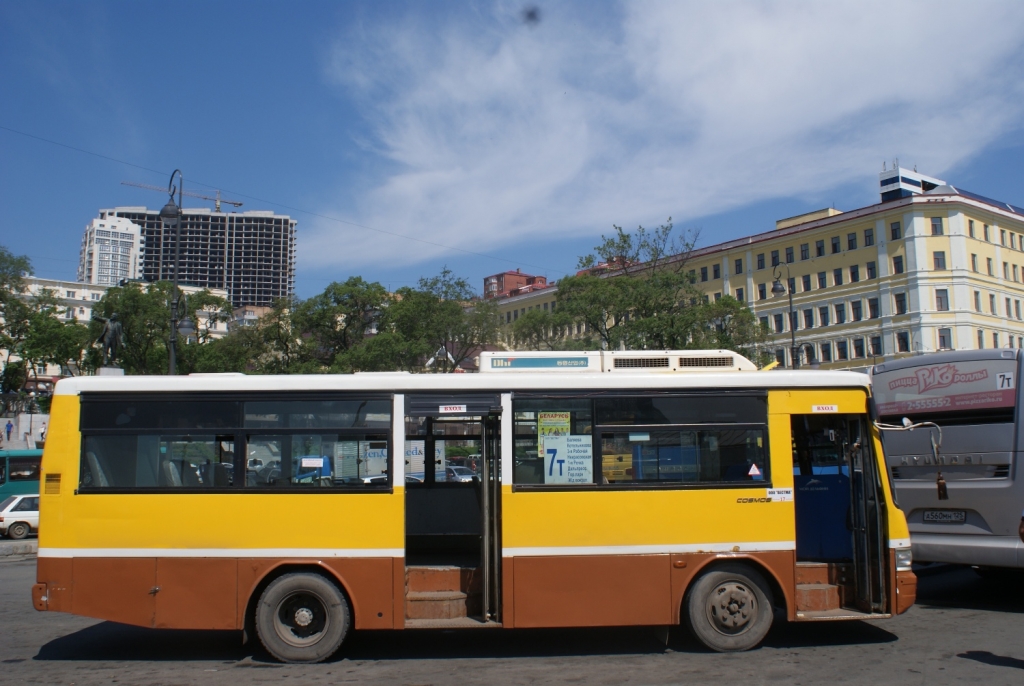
top-left (92, 313), bottom-right (126, 367)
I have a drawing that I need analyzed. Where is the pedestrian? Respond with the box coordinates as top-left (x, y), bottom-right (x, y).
top-left (40, 422), bottom-right (47, 441)
top-left (5, 420), bottom-right (12, 441)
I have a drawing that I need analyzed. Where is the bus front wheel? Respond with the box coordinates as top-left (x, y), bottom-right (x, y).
top-left (255, 572), bottom-right (351, 663)
top-left (685, 563), bottom-right (773, 652)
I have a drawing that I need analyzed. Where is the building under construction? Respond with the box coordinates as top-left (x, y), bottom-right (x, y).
top-left (95, 207), bottom-right (296, 308)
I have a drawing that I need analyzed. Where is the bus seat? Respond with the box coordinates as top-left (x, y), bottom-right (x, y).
top-left (160, 460), bottom-right (182, 487)
top-left (179, 462), bottom-right (201, 487)
top-left (209, 463), bottom-right (231, 487)
top-left (85, 451), bottom-right (111, 488)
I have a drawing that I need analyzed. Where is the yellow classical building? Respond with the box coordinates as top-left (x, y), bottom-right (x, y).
top-left (493, 167), bottom-right (1024, 370)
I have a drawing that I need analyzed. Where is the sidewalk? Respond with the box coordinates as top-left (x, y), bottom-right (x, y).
top-left (0, 539), bottom-right (37, 557)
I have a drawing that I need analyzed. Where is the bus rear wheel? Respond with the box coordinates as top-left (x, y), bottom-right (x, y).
top-left (685, 563), bottom-right (773, 652)
top-left (7, 522), bottom-right (30, 540)
top-left (255, 572), bottom-right (351, 663)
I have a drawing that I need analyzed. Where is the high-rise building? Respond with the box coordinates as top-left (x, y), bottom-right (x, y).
top-left (93, 207), bottom-right (297, 308)
top-left (77, 216), bottom-right (145, 286)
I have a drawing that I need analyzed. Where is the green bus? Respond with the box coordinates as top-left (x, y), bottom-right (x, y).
top-left (0, 449), bottom-right (42, 498)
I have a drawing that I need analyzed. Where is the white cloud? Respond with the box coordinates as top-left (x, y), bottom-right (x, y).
top-left (306, 0), bottom-right (1024, 270)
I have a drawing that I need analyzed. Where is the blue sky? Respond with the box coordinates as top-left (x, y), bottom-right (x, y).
top-left (3, 1), bottom-right (1024, 298)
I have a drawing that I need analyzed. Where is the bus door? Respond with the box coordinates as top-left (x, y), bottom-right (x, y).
top-left (792, 414), bottom-right (886, 614)
top-left (403, 394), bottom-right (502, 623)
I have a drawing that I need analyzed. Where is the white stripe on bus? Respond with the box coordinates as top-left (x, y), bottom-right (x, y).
top-left (501, 541), bottom-right (796, 557)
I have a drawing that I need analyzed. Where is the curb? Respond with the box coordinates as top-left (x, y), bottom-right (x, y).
top-left (0, 541), bottom-right (38, 557)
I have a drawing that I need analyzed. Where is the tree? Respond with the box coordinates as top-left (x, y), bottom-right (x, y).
top-left (292, 277), bottom-right (389, 371)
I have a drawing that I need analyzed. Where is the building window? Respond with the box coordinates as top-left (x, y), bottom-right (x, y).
top-left (735, 258), bottom-right (743, 275)
top-left (868, 297), bottom-right (880, 318)
top-left (891, 221), bottom-right (901, 240)
top-left (931, 217), bottom-right (944, 236)
top-left (66, 290), bottom-right (76, 298)
top-left (983, 224), bottom-right (990, 242)
top-left (971, 254), bottom-right (978, 272)
top-left (933, 251), bottom-right (946, 270)
top-left (1015, 265), bottom-right (1019, 282)
top-left (897, 331), bottom-right (910, 352)
top-left (789, 311), bottom-right (798, 331)
top-left (850, 265), bottom-right (860, 282)
top-left (784, 247), bottom-right (793, 263)
top-left (831, 236), bottom-right (841, 254)
top-left (994, 332), bottom-right (1000, 348)
top-left (1004, 262), bottom-right (1010, 279)
top-left (837, 341), bottom-right (849, 360)
top-left (735, 287), bottom-right (744, 302)
top-left (800, 243), bottom-right (809, 260)
top-left (835, 303), bottom-right (847, 324)
top-left (803, 309), bottom-right (814, 328)
top-left (1001, 229), bottom-right (1007, 246)
top-left (819, 306), bottom-right (830, 326)
top-left (714, 292), bottom-right (722, 302)
top-left (773, 314), bottom-right (784, 333)
top-left (759, 316), bottom-right (769, 330)
top-left (864, 228), bottom-right (874, 247)
top-left (771, 250), bottom-right (780, 267)
top-left (1007, 297), bottom-right (1013, 317)
top-left (712, 264), bottom-right (721, 279)
top-left (1016, 300), bottom-right (1021, 320)
top-left (758, 283), bottom-right (767, 300)
top-left (817, 271), bottom-right (827, 288)
top-left (866, 261), bottom-right (876, 279)
top-left (833, 268), bottom-right (843, 286)
top-left (788, 277), bottom-right (796, 294)
top-left (775, 349), bottom-right (786, 367)
top-left (893, 255), bottom-right (904, 274)
top-left (938, 328), bottom-right (952, 350)
top-left (821, 342), bottom-right (833, 362)
top-left (978, 330), bottom-right (985, 349)
top-left (802, 274), bottom-right (811, 291)
top-left (853, 338), bottom-right (865, 358)
top-left (757, 253), bottom-right (765, 270)
top-left (91, 293), bottom-right (101, 300)
top-left (894, 292), bottom-right (908, 315)
top-left (816, 240), bottom-right (825, 257)
top-left (987, 257), bottom-right (994, 276)
top-left (1012, 234), bottom-right (1017, 250)
top-left (699, 266), bottom-right (707, 282)
top-left (990, 293), bottom-right (997, 314)
top-left (936, 289), bottom-right (949, 312)
top-left (969, 220), bottom-right (975, 238)
top-left (851, 301), bottom-right (863, 321)
top-left (974, 291), bottom-right (982, 312)
top-left (847, 233), bottom-right (857, 250)
top-left (870, 336), bottom-right (882, 356)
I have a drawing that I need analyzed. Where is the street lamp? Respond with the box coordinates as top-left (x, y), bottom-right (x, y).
top-left (771, 264), bottom-right (800, 369)
top-left (159, 170), bottom-right (196, 375)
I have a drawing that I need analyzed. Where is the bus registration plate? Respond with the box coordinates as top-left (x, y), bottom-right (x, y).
top-left (923, 510), bottom-right (966, 524)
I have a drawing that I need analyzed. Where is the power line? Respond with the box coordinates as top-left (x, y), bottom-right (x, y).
top-left (0, 124), bottom-right (568, 277)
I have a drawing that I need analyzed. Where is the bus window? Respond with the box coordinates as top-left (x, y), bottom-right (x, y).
top-left (245, 434), bottom-right (389, 488)
top-left (513, 399), bottom-right (593, 484)
top-left (600, 428), bottom-right (767, 484)
top-left (9, 456), bottom-right (41, 481)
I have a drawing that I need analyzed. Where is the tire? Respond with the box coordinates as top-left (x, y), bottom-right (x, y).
top-left (7, 522), bottom-right (30, 540)
top-left (255, 573), bottom-right (350, 663)
top-left (685, 563), bottom-right (774, 652)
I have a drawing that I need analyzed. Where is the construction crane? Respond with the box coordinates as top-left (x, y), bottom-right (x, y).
top-left (121, 181), bottom-right (243, 212)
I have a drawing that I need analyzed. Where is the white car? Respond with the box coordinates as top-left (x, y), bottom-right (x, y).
top-left (0, 494), bottom-right (39, 540)
top-left (445, 466), bottom-right (476, 483)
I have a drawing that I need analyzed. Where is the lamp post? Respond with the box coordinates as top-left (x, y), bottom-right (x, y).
top-left (159, 170), bottom-right (196, 375)
top-left (771, 264), bottom-right (799, 369)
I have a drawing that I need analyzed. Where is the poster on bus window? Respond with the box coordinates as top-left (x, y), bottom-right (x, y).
top-left (538, 412), bottom-right (592, 483)
top-left (872, 359), bottom-right (1017, 416)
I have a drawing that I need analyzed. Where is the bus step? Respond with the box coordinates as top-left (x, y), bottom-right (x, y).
top-left (405, 565), bottom-right (482, 620)
top-left (404, 617), bottom-right (502, 629)
top-left (796, 583), bottom-right (841, 612)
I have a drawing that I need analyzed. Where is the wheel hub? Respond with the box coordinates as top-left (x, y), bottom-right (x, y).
top-left (707, 581), bottom-right (757, 634)
top-left (294, 608), bottom-right (314, 627)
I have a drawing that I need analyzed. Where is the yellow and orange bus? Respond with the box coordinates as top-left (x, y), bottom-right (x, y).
top-left (33, 350), bottom-right (915, 662)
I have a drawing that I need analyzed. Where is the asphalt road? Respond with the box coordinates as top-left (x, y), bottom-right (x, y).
top-left (0, 556), bottom-right (1021, 685)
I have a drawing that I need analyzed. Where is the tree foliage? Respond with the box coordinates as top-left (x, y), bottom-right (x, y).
top-left (506, 222), bottom-right (771, 363)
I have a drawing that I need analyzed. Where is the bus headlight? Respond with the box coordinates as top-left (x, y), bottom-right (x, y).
top-left (895, 546), bottom-right (913, 571)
